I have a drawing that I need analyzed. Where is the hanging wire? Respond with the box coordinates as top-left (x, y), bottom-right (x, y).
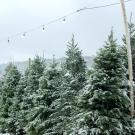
top-left (0, 0), bottom-right (134, 43)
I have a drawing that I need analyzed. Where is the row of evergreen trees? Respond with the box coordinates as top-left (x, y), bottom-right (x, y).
top-left (0, 22), bottom-right (135, 135)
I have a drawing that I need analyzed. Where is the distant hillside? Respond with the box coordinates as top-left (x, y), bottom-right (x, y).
top-left (0, 56), bottom-right (94, 75)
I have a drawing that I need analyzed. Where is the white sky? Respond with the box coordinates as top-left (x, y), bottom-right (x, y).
top-left (0, 0), bottom-right (135, 63)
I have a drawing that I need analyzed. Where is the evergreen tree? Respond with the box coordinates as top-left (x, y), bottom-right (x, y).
top-left (21, 56), bottom-right (45, 133)
top-left (27, 57), bottom-right (62, 135)
top-left (53, 35), bottom-right (87, 134)
top-left (72, 31), bottom-right (132, 135)
top-left (0, 63), bottom-right (21, 134)
top-left (65, 34), bottom-right (86, 90)
top-left (13, 75), bottom-right (27, 135)
top-left (0, 79), bottom-right (3, 96)
top-left (25, 56), bottom-right (45, 94)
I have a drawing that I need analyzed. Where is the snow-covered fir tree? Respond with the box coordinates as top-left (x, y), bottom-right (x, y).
top-left (12, 75), bottom-right (27, 135)
top-left (27, 56), bottom-right (62, 135)
top-left (21, 56), bottom-right (45, 134)
top-left (65, 34), bottom-right (86, 90)
top-left (0, 63), bottom-right (21, 134)
top-left (0, 79), bottom-right (3, 96)
top-left (72, 30), bottom-right (132, 135)
top-left (53, 35), bottom-right (87, 134)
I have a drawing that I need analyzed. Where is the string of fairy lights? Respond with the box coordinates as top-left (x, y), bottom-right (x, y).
top-left (0, 0), bottom-right (134, 44)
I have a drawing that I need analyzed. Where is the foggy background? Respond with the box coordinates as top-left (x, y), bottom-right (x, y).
top-left (0, 0), bottom-right (135, 63)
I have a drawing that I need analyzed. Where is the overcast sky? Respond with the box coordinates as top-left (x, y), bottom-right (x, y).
top-left (0, 0), bottom-right (135, 63)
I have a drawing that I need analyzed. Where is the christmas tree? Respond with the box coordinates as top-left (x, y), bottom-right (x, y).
top-left (0, 63), bottom-right (21, 134)
top-left (73, 30), bottom-right (132, 135)
top-left (53, 35), bottom-right (86, 134)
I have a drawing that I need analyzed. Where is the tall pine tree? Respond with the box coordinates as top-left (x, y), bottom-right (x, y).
top-left (72, 30), bottom-right (132, 135)
top-left (53, 35), bottom-right (86, 134)
top-left (0, 63), bottom-right (21, 134)
top-left (27, 57), bottom-right (62, 135)
top-left (13, 75), bottom-right (27, 135)
top-left (65, 34), bottom-right (86, 90)
top-left (21, 56), bottom-right (45, 134)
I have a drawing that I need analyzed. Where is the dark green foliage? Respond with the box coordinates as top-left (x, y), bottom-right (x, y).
top-left (27, 58), bottom-right (62, 135)
top-left (13, 75), bottom-right (27, 134)
top-left (16, 128), bottom-right (26, 135)
top-left (19, 56), bottom-right (45, 134)
top-left (52, 35), bottom-right (87, 134)
top-left (0, 33), bottom-right (133, 135)
top-left (0, 63), bottom-right (21, 134)
top-left (73, 30), bottom-right (132, 135)
top-left (0, 80), bottom-right (3, 96)
top-left (65, 35), bottom-right (86, 90)
top-left (25, 56), bottom-right (45, 93)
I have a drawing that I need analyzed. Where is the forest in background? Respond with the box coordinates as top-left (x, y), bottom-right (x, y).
top-left (0, 21), bottom-right (135, 135)
top-left (0, 56), bottom-right (94, 76)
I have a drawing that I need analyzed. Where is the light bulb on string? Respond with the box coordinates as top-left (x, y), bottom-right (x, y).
top-left (8, 38), bottom-right (10, 43)
top-left (42, 25), bottom-right (45, 32)
top-left (21, 32), bottom-right (26, 38)
top-left (62, 17), bottom-right (66, 24)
